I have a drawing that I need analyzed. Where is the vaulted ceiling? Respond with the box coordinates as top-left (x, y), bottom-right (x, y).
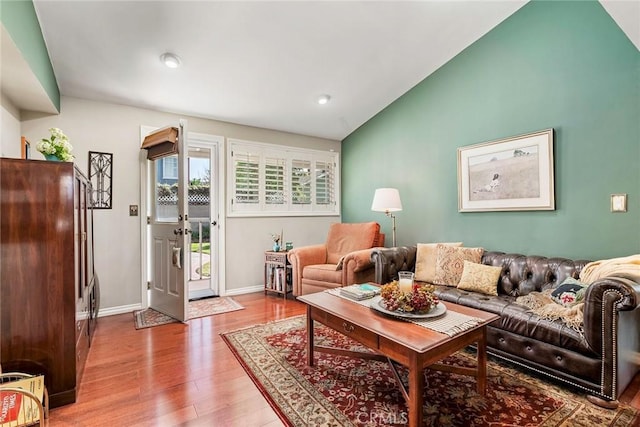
top-left (5, 1), bottom-right (639, 141)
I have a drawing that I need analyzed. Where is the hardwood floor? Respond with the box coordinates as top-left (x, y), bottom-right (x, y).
top-left (49, 292), bottom-right (640, 426)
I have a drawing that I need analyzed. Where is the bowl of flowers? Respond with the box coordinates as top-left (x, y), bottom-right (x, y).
top-left (378, 281), bottom-right (441, 316)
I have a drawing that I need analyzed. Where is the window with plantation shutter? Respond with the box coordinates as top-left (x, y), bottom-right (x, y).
top-left (291, 159), bottom-right (311, 205)
top-left (265, 155), bottom-right (286, 205)
top-left (315, 160), bottom-right (333, 206)
top-left (232, 150), bottom-right (260, 209)
top-left (228, 139), bottom-right (339, 216)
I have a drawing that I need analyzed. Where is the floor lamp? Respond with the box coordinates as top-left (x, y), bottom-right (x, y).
top-left (371, 188), bottom-right (403, 247)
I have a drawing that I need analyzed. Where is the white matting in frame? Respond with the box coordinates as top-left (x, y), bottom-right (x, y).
top-left (457, 129), bottom-right (554, 212)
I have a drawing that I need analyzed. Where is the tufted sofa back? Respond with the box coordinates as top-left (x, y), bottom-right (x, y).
top-left (482, 251), bottom-right (590, 297)
top-left (372, 247), bottom-right (591, 297)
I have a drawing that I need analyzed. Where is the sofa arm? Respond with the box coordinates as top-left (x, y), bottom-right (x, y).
top-left (583, 276), bottom-right (640, 354)
top-left (371, 246), bottom-right (417, 285)
top-left (288, 244), bottom-right (327, 296)
top-left (341, 248), bottom-right (376, 286)
top-left (583, 276), bottom-right (640, 399)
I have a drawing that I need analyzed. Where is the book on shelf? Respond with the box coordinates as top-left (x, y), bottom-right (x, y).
top-left (340, 283), bottom-right (380, 301)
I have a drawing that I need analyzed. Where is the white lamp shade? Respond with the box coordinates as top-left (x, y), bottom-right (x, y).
top-left (371, 188), bottom-right (402, 212)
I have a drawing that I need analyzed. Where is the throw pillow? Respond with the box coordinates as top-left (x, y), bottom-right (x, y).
top-left (551, 277), bottom-right (587, 307)
top-left (415, 242), bottom-right (463, 282)
top-left (433, 244), bottom-right (484, 286)
top-left (457, 261), bottom-right (502, 296)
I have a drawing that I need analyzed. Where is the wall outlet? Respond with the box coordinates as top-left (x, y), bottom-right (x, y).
top-left (129, 205), bottom-right (139, 216)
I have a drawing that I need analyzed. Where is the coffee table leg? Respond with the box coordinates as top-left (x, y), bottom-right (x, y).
top-left (306, 307), bottom-right (314, 367)
top-left (477, 327), bottom-right (487, 396)
top-left (408, 356), bottom-right (424, 427)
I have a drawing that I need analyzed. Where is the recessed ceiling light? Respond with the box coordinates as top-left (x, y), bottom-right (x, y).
top-left (161, 53), bottom-right (181, 68)
top-left (317, 94), bottom-right (331, 105)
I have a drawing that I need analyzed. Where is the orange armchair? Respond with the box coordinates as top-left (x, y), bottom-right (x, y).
top-left (288, 222), bottom-right (385, 296)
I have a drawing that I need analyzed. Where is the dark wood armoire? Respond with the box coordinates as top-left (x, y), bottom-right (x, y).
top-left (0, 158), bottom-right (98, 408)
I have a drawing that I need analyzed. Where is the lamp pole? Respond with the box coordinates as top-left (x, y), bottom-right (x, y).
top-left (387, 211), bottom-right (397, 247)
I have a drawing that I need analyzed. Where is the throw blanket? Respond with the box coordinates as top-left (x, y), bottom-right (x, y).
top-left (579, 254), bottom-right (640, 284)
top-left (516, 289), bottom-right (584, 333)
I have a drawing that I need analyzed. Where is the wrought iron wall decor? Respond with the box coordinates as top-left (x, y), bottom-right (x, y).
top-left (88, 151), bottom-right (113, 209)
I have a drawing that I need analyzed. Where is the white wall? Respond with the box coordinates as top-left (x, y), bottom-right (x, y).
top-left (1, 94), bottom-right (21, 158)
top-left (20, 96), bottom-right (340, 313)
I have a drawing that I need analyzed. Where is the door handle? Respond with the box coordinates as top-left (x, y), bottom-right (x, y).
top-left (172, 247), bottom-right (182, 269)
top-left (212, 221), bottom-right (217, 226)
top-left (173, 228), bottom-right (183, 235)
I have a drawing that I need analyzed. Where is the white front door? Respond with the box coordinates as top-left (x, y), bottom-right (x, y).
top-left (146, 121), bottom-right (190, 321)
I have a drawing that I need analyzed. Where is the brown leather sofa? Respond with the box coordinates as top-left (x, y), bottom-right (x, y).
top-left (371, 246), bottom-right (640, 407)
top-left (288, 222), bottom-right (384, 296)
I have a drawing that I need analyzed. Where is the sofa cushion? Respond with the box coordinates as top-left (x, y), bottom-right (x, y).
top-left (415, 242), bottom-right (463, 282)
top-left (433, 245), bottom-right (484, 286)
top-left (302, 264), bottom-right (343, 284)
top-left (434, 286), bottom-right (593, 355)
top-left (457, 261), bottom-right (501, 296)
top-left (325, 222), bottom-right (380, 264)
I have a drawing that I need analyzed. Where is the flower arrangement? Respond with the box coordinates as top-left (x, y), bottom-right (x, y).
top-left (380, 281), bottom-right (439, 314)
top-left (36, 128), bottom-right (74, 161)
top-left (270, 231), bottom-right (282, 245)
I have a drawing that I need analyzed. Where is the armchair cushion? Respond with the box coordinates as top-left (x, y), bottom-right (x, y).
top-left (325, 222), bottom-right (380, 264)
top-left (303, 264), bottom-right (343, 284)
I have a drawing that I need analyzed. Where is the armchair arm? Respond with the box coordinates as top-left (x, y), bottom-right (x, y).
top-left (341, 248), bottom-right (376, 286)
top-left (371, 246), bottom-right (417, 285)
top-left (287, 244), bottom-right (327, 296)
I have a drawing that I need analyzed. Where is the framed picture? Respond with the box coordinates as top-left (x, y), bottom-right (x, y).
top-left (21, 136), bottom-right (31, 159)
top-left (457, 129), bottom-right (554, 212)
top-left (88, 151), bottom-right (113, 209)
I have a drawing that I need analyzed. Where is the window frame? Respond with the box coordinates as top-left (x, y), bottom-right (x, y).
top-left (227, 139), bottom-right (339, 217)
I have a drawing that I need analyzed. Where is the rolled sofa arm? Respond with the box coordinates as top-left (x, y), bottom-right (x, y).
top-left (371, 246), bottom-right (417, 285)
top-left (582, 275), bottom-right (640, 400)
top-left (583, 276), bottom-right (640, 355)
top-left (288, 244), bottom-right (328, 296)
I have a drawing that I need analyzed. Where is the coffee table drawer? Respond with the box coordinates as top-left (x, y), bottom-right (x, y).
top-left (318, 311), bottom-right (379, 349)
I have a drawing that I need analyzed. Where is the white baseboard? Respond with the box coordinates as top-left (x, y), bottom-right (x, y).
top-left (98, 303), bottom-right (142, 318)
top-left (97, 288), bottom-right (264, 317)
top-left (223, 285), bottom-right (264, 296)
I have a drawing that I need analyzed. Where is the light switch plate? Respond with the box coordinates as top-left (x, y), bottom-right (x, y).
top-left (611, 194), bottom-right (627, 212)
top-left (129, 205), bottom-right (139, 216)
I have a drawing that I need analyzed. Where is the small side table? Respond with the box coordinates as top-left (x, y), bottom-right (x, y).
top-left (264, 250), bottom-right (292, 299)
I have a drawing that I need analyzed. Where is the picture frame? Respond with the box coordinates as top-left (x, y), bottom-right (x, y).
top-left (457, 129), bottom-right (554, 212)
top-left (21, 136), bottom-right (31, 159)
top-left (88, 151), bottom-right (113, 209)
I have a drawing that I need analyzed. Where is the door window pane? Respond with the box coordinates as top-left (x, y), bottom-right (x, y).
top-left (155, 157), bottom-right (178, 222)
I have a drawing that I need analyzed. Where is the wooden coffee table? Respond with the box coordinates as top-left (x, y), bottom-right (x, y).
top-left (297, 291), bottom-right (499, 427)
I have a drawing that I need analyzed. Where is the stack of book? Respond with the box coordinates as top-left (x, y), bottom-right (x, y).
top-left (339, 284), bottom-right (380, 301)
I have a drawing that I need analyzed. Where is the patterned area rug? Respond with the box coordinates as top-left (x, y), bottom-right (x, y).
top-left (133, 297), bottom-right (244, 329)
top-left (221, 315), bottom-right (638, 427)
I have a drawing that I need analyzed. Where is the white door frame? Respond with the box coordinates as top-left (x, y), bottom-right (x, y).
top-left (140, 127), bottom-right (226, 309)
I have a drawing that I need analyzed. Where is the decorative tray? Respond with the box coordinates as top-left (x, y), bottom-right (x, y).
top-left (369, 296), bottom-right (447, 319)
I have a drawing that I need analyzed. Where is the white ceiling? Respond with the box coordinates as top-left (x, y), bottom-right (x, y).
top-left (18, 1), bottom-right (640, 140)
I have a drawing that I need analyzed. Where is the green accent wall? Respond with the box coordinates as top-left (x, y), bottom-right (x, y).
top-left (1, 0), bottom-right (60, 111)
top-left (342, 1), bottom-right (639, 260)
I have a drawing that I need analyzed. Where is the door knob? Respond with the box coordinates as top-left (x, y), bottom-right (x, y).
top-left (173, 228), bottom-right (183, 235)
top-left (212, 221), bottom-right (218, 226)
